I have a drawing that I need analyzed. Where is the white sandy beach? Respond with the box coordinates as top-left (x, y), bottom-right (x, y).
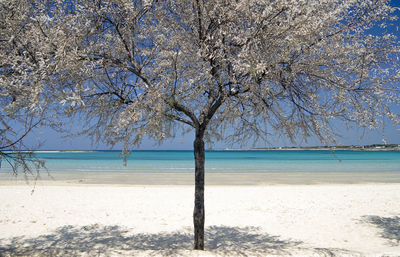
top-left (0, 182), bottom-right (400, 256)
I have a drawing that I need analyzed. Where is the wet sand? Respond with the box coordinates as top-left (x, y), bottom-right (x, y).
top-left (1, 171), bottom-right (400, 186)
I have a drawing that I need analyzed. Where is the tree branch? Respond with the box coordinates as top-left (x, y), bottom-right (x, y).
top-left (0, 119), bottom-right (42, 150)
top-left (164, 113), bottom-right (194, 127)
top-left (166, 98), bottom-right (199, 128)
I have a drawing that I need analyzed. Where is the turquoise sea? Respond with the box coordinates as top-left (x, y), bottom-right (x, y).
top-left (3, 150), bottom-right (399, 174)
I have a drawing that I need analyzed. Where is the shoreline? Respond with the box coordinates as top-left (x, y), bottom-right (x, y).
top-left (2, 171), bottom-right (400, 186)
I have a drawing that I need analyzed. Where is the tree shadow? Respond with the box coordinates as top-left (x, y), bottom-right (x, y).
top-left (0, 224), bottom-right (359, 256)
top-left (361, 215), bottom-right (400, 246)
top-left (0, 224), bottom-right (301, 256)
top-left (206, 226), bottom-right (301, 256)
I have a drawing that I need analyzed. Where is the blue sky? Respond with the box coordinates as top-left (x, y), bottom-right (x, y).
top-left (21, 118), bottom-right (399, 150)
top-left (17, 1), bottom-right (400, 150)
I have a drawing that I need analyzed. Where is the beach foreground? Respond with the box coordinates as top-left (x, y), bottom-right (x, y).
top-left (0, 183), bottom-right (399, 256)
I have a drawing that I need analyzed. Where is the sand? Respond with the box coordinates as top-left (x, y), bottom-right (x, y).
top-left (0, 180), bottom-right (400, 256)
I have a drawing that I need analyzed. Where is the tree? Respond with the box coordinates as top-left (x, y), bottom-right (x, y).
top-left (0, 0), bottom-right (54, 176)
top-left (7, 0), bottom-right (400, 250)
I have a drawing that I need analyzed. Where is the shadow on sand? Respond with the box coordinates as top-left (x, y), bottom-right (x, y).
top-left (362, 215), bottom-right (400, 246)
top-left (0, 224), bottom-right (357, 256)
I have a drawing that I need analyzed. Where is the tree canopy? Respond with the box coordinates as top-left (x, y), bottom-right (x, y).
top-left (0, 0), bottom-right (53, 174)
top-left (2, 0), bottom-right (399, 149)
top-left (37, 0), bottom-right (400, 149)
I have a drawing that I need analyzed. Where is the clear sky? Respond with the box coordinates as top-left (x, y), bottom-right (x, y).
top-left (17, 1), bottom-right (400, 150)
top-left (20, 116), bottom-right (399, 151)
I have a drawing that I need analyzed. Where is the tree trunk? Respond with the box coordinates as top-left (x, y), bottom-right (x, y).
top-left (193, 133), bottom-right (205, 250)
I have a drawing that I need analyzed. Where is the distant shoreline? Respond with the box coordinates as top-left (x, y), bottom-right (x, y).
top-left (9, 143), bottom-right (400, 152)
top-left (247, 147), bottom-right (400, 151)
top-left (225, 144), bottom-right (400, 151)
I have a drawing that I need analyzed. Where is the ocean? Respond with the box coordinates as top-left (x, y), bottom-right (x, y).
top-left (2, 150), bottom-right (399, 174)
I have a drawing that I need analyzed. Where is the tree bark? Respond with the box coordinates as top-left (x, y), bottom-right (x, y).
top-left (193, 132), bottom-right (205, 250)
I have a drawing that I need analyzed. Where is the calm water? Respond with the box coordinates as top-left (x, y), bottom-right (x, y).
top-left (2, 150), bottom-right (399, 174)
